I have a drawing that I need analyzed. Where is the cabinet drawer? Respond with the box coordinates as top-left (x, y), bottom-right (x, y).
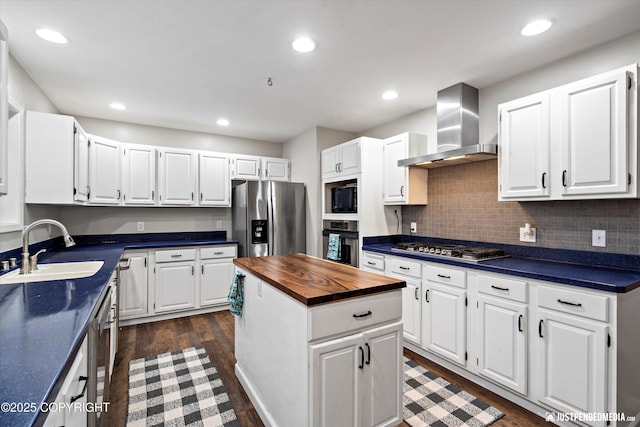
top-left (362, 253), bottom-right (384, 271)
top-left (155, 248), bottom-right (196, 263)
top-left (424, 265), bottom-right (466, 289)
top-left (538, 285), bottom-right (609, 322)
top-left (387, 257), bottom-right (421, 278)
top-left (200, 245), bottom-right (237, 259)
top-left (478, 274), bottom-right (527, 303)
top-left (308, 290), bottom-right (401, 341)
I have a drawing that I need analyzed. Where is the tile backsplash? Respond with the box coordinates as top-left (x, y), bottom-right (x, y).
top-left (402, 160), bottom-right (640, 255)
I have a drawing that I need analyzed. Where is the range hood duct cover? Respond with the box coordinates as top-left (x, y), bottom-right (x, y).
top-left (398, 82), bottom-right (497, 168)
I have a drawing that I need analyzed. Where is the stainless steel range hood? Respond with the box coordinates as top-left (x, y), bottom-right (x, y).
top-left (398, 83), bottom-right (497, 168)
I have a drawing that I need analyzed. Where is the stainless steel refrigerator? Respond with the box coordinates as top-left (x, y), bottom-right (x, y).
top-left (232, 181), bottom-right (306, 258)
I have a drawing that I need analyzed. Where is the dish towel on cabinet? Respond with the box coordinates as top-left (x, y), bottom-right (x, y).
top-left (228, 273), bottom-right (245, 317)
top-left (327, 233), bottom-right (341, 261)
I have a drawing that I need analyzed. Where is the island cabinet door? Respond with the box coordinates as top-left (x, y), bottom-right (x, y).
top-left (310, 334), bottom-right (363, 427)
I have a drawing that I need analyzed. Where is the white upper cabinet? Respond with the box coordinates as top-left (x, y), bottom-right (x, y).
top-left (88, 135), bottom-right (122, 205)
top-left (321, 138), bottom-right (361, 179)
top-left (498, 63), bottom-right (638, 201)
top-left (261, 156), bottom-right (290, 181)
top-left (198, 152), bottom-right (230, 206)
top-left (382, 133), bottom-right (428, 205)
top-left (26, 111), bottom-right (84, 205)
top-left (0, 19), bottom-right (8, 196)
top-left (74, 126), bottom-right (90, 203)
top-left (231, 155), bottom-right (290, 181)
top-left (554, 66), bottom-right (632, 197)
top-left (231, 154), bottom-right (261, 180)
top-left (122, 143), bottom-right (156, 205)
top-left (158, 147), bottom-right (197, 205)
top-left (498, 92), bottom-right (550, 200)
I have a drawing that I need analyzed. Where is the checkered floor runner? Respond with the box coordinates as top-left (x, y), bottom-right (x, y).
top-left (127, 346), bottom-right (240, 426)
top-left (404, 357), bottom-right (504, 427)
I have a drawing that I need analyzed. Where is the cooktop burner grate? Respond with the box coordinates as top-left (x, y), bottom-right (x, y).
top-left (392, 242), bottom-right (508, 262)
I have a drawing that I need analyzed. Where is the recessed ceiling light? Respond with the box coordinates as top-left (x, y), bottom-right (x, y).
top-left (217, 118), bottom-right (230, 126)
top-left (521, 19), bottom-right (552, 36)
top-left (109, 102), bottom-right (127, 111)
top-left (35, 28), bottom-right (68, 44)
top-left (292, 37), bottom-right (316, 53)
top-left (382, 90), bottom-right (399, 100)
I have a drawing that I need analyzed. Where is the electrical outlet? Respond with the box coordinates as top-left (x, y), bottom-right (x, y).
top-left (410, 222), bottom-right (417, 233)
top-left (137, 222), bottom-right (144, 232)
top-left (216, 220), bottom-right (223, 229)
top-left (592, 230), bottom-right (606, 247)
top-left (519, 227), bottom-right (536, 243)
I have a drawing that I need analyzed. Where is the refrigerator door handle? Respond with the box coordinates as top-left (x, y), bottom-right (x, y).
top-left (269, 183), bottom-right (275, 255)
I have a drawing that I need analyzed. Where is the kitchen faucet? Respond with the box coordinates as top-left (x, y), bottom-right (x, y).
top-left (21, 219), bottom-right (76, 274)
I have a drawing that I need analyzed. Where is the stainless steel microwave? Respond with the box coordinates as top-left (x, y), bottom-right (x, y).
top-left (331, 185), bottom-right (357, 213)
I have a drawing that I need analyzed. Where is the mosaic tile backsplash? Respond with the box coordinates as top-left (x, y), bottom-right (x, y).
top-left (402, 160), bottom-right (640, 256)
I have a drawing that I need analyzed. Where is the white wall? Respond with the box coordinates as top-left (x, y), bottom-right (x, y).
top-left (282, 126), bottom-right (356, 257)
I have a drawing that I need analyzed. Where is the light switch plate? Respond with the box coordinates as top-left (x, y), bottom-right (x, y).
top-left (216, 220), bottom-right (223, 229)
top-left (592, 230), bottom-right (606, 247)
top-left (410, 222), bottom-right (417, 233)
top-left (137, 222), bottom-right (144, 231)
top-left (519, 227), bottom-right (536, 243)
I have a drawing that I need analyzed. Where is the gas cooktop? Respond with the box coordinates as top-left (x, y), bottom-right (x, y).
top-left (391, 242), bottom-right (508, 262)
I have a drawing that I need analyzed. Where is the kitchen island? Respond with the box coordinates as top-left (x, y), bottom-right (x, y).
top-left (233, 253), bottom-right (406, 427)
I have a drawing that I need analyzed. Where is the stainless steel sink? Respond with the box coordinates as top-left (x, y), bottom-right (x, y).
top-left (0, 261), bottom-right (104, 284)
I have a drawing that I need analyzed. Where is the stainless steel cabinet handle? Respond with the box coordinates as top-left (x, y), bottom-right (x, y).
top-left (201, 265), bottom-right (204, 275)
top-left (119, 258), bottom-right (132, 270)
top-left (400, 185), bottom-right (404, 197)
top-left (414, 288), bottom-right (419, 300)
top-left (191, 265), bottom-right (195, 275)
top-left (117, 189), bottom-right (121, 200)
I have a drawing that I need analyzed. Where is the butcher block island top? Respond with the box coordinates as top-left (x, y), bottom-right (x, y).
top-left (233, 253), bottom-right (406, 305)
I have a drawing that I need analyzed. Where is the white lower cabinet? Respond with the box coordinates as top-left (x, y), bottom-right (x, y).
top-left (476, 274), bottom-right (528, 395)
top-left (535, 285), bottom-right (609, 426)
top-left (119, 251), bottom-right (149, 320)
top-left (200, 246), bottom-right (236, 307)
top-left (154, 248), bottom-right (197, 313)
top-left (44, 336), bottom-right (88, 427)
top-left (423, 265), bottom-right (467, 366)
top-left (311, 321), bottom-right (403, 427)
top-left (119, 245), bottom-right (236, 324)
top-left (384, 255), bottom-right (422, 346)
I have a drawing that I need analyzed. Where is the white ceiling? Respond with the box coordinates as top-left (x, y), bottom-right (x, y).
top-left (2, 0), bottom-right (640, 143)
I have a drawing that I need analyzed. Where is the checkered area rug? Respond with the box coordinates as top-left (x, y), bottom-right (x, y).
top-left (126, 346), bottom-right (240, 426)
top-left (403, 357), bottom-right (504, 427)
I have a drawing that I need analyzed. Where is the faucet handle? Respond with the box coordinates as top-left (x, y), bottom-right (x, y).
top-left (30, 249), bottom-right (47, 271)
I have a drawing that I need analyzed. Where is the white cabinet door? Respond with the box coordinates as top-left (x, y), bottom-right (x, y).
top-left (200, 258), bottom-right (234, 306)
top-left (339, 140), bottom-right (361, 175)
top-left (0, 20), bottom-right (7, 196)
top-left (498, 92), bottom-right (550, 200)
top-left (423, 282), bottom-right (467, 366)
top-left (119, 252), bottom-right (149, 320)
top-left (89, 136), bottom-right (122, 205)
top-left (109, 278), bottom-right (118, 379)
top-left (231, 155), bottom-right (261, 180)
top-left (382, 134), bottom-right (408, 204)
top-left (362, 321), bottom-right (403, 427)
top-left (311, 333), bottom-right (362, 427)
top-left (199, 152), bottom-right (230, 206)
top-left (158, 148), bottom-right (197, 205)
top-left (401, 278), bottom-right (422, 345)
top-left (554, 67), bottom-right (631, 197)
top-left (477, 295), bottom-right (527, 394)
top-left (122, 144), bottom-right (156, 205)
top-left (155, 261), bottom-right (196, 312)
top-left (74, 124), bottom-right (90, 203)
top-left (536, 309), bottom-right (608, 426)
top-left (321, 147), bottom-right (340, 179)
top-left (262, 157), bottom-right (290, 181)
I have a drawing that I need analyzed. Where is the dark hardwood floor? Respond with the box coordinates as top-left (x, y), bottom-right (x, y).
top-left (107, 311), bottom-right (548, 427)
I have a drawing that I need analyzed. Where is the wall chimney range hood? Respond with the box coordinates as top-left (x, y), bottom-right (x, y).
top-left (398, 83), bottom-right (497, 168)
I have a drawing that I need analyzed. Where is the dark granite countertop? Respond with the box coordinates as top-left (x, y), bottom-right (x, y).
top-left (0, 232), bottom-right (236, 427)
top-left (363, 236), bottom-right (640, 293)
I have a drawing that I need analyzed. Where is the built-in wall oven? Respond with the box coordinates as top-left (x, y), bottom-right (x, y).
top-left (322, 220), bottom-right (359, 268)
